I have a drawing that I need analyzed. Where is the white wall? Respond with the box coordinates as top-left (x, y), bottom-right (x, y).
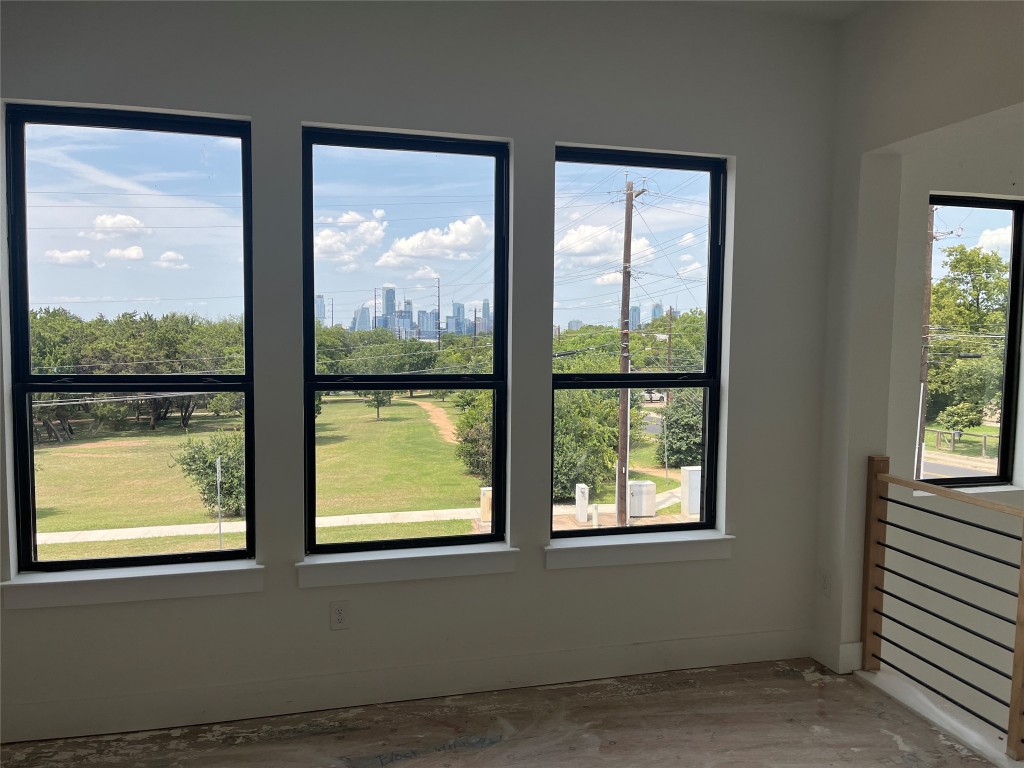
top-left (0, 1), bottom-right (837, 741)
top-left (814, 1), bottom-right (1024, 673)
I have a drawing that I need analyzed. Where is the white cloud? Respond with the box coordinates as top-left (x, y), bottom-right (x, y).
top-left (40, 249), bottom-right (93, 267)
top-left (106, 245), bottom-right (145, 261)
top-left (376, 216), bottom-right (490, 268)
top-left (594, 271), bottom-right (622, 285)
top-left (554, 224), bottom-right (650, 268)
top-left (314, 212), bottom-right (388, 264)
top-left (153, 251), bottom-right (189, 270)
top-left (978, 226), bottom-right (1012, 254)
top-left (78, 213), bottom-right (151, 240)
top-left (408, 265), bottom-right (440, 280)
top-left (679, 232), bottom-right (696, 246)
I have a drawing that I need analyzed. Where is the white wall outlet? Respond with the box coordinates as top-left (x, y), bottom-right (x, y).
top-left (329, 600), bottom-right (352, 631)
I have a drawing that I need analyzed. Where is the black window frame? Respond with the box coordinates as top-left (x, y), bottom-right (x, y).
top-left (923, 194), bottom-right (1023, 488)
top-left (5, 104), bottom-right (256, 572)
top-left (302, 127), bottom-right (509, 554)
top-left (550, 146), bottom-right (727, 538)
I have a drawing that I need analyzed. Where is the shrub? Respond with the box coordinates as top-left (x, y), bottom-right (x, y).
top-left (175, 429), bottom-right (246, 517)
top-left (935, 402), bottom-right (982, 433)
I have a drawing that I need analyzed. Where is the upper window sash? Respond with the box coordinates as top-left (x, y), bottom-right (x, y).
top-left (5, 105), bottom-right (254, 385)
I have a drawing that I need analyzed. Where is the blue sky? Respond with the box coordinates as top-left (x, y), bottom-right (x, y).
top-left (312, 145), bottom-right (495, 328)
top-left (553, 161), bottom-right (711, 328)
top-left (23, 126), bottom-right (1016, 335)
top-left (24, 124), bottom-right (245, 321)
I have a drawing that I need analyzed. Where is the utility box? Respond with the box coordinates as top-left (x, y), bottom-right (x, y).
top-left (575, 484), bottom-right (590, 523)
top-left (628, 480), bottom-right (656, 517)
top-left (480, 487), bottom-right (492, 524)
top-left (680, 466), bottom-right (701, 520)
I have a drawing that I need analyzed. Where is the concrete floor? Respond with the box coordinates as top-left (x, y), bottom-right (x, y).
top-left (1, 658), bottom-right (993, 767)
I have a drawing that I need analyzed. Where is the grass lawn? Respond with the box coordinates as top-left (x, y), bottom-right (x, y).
top-left (38, 532), bottom-right (248, 561)
top-left (38, 520), bottom-right (474, 561)
top-left (315, 395), bottom-right (483, 516)
top-left (33, 413), bottom-right (243, 533)
top-left (924, 422), bottom-right (1001, 459)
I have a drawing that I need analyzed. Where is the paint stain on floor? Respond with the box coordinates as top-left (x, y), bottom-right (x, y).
top-left (0, 658), bottom-right (993, 767)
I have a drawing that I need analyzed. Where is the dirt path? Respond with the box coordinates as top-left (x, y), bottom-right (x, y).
top-left (410, 400), bottom-right (457, 444)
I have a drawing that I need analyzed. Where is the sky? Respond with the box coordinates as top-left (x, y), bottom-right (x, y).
top-left (24, 124), bottom-right (245, 322)
top-left (22, 125), bottom-right (1017, 338)
top-left (311, 144), bottom-right (495, 328)
top-left (553, 160), bottom-right (712, 330)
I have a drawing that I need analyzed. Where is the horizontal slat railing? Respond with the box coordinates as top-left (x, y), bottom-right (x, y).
top-left (863, 456), bottom-right (1024, 760)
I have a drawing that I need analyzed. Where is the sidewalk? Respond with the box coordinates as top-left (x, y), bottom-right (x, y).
top-left (37, 507), bottom-right (481, 544)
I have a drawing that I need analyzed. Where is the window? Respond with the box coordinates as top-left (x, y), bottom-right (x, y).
top-left (303, 129), bottom-right (508, 553)
top-left (5, 105), bottom-right (254, 570)
top-left (915, 195), bottom-right (1023, 486)
top-left (551, 147), bottom-right (725, 536)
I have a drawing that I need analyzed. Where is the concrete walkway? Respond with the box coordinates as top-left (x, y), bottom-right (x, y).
top-left (36, 507), bottom-right (481, 544)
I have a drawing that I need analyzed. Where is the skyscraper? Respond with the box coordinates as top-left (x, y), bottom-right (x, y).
top-left (567, 319), bottom-right (583, 332)
top-left (355, 305), bottom-right (371, 331)
top-left (383, 287), bottom-right (396, 318)
top-left (629, 305), bottom-right (641, 330)
top-left (315, 294), bottom-right (326, 325)
top-left (651, 302), bottom-right (663, 320)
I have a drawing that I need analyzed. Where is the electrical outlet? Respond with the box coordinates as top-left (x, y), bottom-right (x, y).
top-left (329, 600), bottom-right (352, 631)
top-left (818, 567), bottom-right (832, 598)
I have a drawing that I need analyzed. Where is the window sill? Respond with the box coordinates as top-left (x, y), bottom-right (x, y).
top-left (1, 560), bottom-right (265, 609)
top-left (913, 484), bottom-right (1023, 497)
top-left (545, 530), bottom-right (734, 570)
top-left (296, 542), bottom-right (519, 587)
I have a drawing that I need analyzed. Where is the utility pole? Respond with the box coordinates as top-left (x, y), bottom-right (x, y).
top-left (915, 207), bottom-right (961, 478)
top-left (435, 278), bottom-right (442, 350)
top-left (666, 306), bottom-right (673, 404)
top-left (616, 179), bottom-right (645, 526)
top-left (328, 297), bottom-right (334, 328)
top-left (473, 307), bottom-right (478, 346)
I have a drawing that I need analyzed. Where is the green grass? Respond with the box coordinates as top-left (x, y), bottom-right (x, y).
top-left (37, 520), bottom-right (474, 561)
top-left (38, 532), bottom-right (248, 561)
top-left (315, 395), bottom-right (482, 515)
top-left (317, 519), bottom-right (473, 543)
top-left (33, 413), bottom-right (243, 533)
top-left (924, 422), bottom-right (1001, 460)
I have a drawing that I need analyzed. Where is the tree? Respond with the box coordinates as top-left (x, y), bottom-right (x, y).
top-left (364, 390), bottom-right (394, 420)
top-left (455, 391), bottom-right (492, 483)
top-left (208, 392), bottom-right (245, 417)
top-left (935, 402), bottom-right (982, 433)
top-left (656, 390), bottom-right (704, 468)
top-left (551, 389), bottom-right (618, 500)
top-left (175, 429), bottom-right (246, 517)
top-left (926, 245), bottom-right (1010, 421)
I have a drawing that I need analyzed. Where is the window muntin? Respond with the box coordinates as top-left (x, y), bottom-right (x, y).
top-left (916, 196), bottom-right (1023, 486)
top-left (304, 129), bottom-right (507, 553)
top-left (551, 147), bottom-right (725, 537)
top-left (6, 106), bottom-right (254, 571)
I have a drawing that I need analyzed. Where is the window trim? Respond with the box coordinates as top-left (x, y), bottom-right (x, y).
top-left (923, 194), bottom-right (1023, 488)
top-left (301, 127), bottom-right (509, 555)
top-left (550, 146), bottom-right (727, 539)
top-left (4, 104), bottom-right (256, 572)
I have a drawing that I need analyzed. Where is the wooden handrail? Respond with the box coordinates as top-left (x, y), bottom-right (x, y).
top-left (878, 473), bottom-right (1023, 519)
top-left (866, 457), bottom-right (1024, 759)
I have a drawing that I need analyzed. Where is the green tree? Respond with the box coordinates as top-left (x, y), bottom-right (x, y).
top-left (935, 402), bottom-right (982, 433)
top-left (364, 390), bottom-right (394, 420)
top-left (175, 429), bottom-right (246, 517)
top-left (656, 390), bottom-right (704, 468)
top-left (927, 244), bottom-right (1010, 421)
top-left (551, 389), bottom-right (618, 500)
top-left (455, 391), bottom-right (493, 483)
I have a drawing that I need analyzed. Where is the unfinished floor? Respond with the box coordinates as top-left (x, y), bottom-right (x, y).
top-left (1, 658), bottom-right (993, 768)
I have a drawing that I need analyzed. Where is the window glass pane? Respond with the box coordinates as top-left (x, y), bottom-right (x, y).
top-left (917, 205), bottom-right (1015, 480)
top-left (314, 389), bottom-right (494, 544)
top-left (312, 145), bottom-right (495, 375)
top-left (30, 390), bottom-right (247, 561)
top-left (24, 124), bottom-right (246, 375)
top-left (551, 387), bottom-right (706, 531)
top-left (553, 161), bottom-right (710, 374)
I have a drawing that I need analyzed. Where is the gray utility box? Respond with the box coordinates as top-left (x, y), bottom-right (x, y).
top-left (628, 480), bottom-right (656, 517)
